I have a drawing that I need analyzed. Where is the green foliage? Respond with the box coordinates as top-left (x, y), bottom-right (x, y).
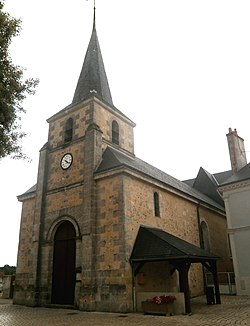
top-left (0, 264), bottom-right (16, 275)
top-left (0, 0), bottom-right (39, 159)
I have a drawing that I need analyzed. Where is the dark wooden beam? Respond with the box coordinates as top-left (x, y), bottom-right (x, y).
top-left (210, 261), bottom-right (221, 304)
top-left (175, 262), bottom-right (191, 314)
top-left (202, 260), bottom-right (221, 304)
top-left (131, 262), bottom-right (145, 277)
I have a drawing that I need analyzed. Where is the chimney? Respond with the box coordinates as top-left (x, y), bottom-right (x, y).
top-left (227, 128), bottom-right (247, 174)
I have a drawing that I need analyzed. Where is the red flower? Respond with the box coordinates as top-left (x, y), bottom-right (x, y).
top-left (153, 296), bottom-right (162, 304)
top-left (152, 295), bottom-right (176, 304)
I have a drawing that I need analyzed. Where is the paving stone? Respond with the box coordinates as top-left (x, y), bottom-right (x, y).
top-left (0, 295), bottom-right (250, 326)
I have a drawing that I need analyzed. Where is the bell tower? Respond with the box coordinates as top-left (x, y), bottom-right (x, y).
top-left (15, 8), bottom-right (135, 309)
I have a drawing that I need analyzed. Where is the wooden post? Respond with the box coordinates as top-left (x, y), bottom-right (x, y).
top-left (203, 260), bottom-right (221, 305)
top-left (211, 261), bottom-right (221, 304)
top-left (177, 262), bottom-right (191, 314)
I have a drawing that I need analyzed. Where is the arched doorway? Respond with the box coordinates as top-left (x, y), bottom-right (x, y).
top-left (51, 221), bottom-right (76, 305)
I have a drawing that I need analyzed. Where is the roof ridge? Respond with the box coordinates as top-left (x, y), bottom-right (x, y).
top-left (96, 148), bottom-right (225, 211)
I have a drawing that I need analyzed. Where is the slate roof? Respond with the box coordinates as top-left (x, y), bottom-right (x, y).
top-left (183, 168), bottom-right (233, 206)
top-left (95, 147), bottom-right (225, 211)
top-left (72, 16), bottom-right (113, 106)
top-left (220, 162), bottom-right (250, 186)
top-left (183, 169), bottom-right (233, 187)
top-left (192, 168), bottom-right (224, 206)
top-left (17, 184), bottom-right (36, 201)
top-left (19, 147), bottom-right (226, 210)
top-left (130, 226), bottom-right (219, 263)
top-left (213, 170), bottom-right (233, 184)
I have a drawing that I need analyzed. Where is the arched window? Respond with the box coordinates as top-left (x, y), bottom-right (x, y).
top-left (112, 120), bottom-right (119, 145)
top-left (154, 192), bottom-right (160, 217)
top-left (200, 221), bottom-right (210, 251)
top-left (64, 118), bottom-right (73, 142)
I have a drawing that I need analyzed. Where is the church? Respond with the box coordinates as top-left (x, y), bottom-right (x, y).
top-left (14, 9), bottom-right (232, 314)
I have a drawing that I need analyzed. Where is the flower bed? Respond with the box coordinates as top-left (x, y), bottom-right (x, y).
top-left (142, 295), bottom-right (176, 316)
top-left (152, 295), bottom-right (176, 304)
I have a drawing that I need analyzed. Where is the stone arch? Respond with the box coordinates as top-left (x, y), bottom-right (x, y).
top-left (47, 216), bottom-right (80, 242)
top-left (46, 216), bottom-right (81, 305)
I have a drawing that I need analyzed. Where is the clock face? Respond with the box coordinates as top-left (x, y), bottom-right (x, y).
top-left (60, 153), bottom-right (73, 170)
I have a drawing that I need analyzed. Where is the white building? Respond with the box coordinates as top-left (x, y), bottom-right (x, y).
top-left (219, 128), bottom-right (250, 295)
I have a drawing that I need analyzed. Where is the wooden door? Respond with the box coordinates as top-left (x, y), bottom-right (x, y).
top-left (51, 221), bottom-right (76, 305)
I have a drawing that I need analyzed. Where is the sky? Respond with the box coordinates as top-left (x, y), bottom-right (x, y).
top-left (1, 0), bottom-right (250, 267)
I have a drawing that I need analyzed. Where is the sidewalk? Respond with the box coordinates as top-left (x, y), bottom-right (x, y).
top-left (0, 295), bottom-right (250, 326)
top-left (0, 298), bottom-right (11, 305)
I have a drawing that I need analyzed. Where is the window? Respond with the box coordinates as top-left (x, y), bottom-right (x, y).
top-left (112, 120), bottom-right (119, 145)
top-left (64, 118), bottom-right (73, 142)
top-left (154, 192), bottom-right (160, 217)
top-left (200, 221), bottom-right (210, 251)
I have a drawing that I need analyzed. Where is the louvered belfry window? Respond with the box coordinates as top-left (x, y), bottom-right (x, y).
top-left (64, 118), bottom-right (73, 142)
top-left (112, 120), bottom-right (119, 145)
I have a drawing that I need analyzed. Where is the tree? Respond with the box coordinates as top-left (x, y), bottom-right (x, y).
top-left (0, 264), bottom-right (16, 275)
top-left (0, 1), bottom-right (39, 159)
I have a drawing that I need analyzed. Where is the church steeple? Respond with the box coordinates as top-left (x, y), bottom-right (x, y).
top-left (72, 9), bottom-right (113, 106)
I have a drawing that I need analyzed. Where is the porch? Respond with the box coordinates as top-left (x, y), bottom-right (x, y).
top-left (130, 226), bottom-right (221, 314)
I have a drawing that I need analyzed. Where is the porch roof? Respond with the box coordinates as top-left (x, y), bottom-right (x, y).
top-left (130, 226), bottom-right (219, 264)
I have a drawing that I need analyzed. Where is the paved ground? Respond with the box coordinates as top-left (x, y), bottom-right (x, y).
top-left (0, 295), bottom-right (250, 326)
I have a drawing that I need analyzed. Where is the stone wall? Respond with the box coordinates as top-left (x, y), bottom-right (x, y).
top-left (199, 206), bottom-right (232, 272)
top-left (2, 275), bottom-right (15, 299)
top-left (122, 174), bottom-right (229, 297)
top-left (48, 103), bottom-right (92, 149)
top-left (14, 197), bottom-right (35, 305)
top-left (47, 99), bottom-right (135, 155)
top-left (94, 175), bottom-right (133, 312)
top-left (123, 174), bottom-right (200, 253)
top-left (94, 101), bottom-right (135, 154)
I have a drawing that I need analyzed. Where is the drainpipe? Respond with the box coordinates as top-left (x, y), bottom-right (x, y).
top-left (197, 202), bottom-right (202, 247)
top-left (197, 203), bottom-right (206, 289)
top-left (131, 265), bottom-right (136, 312)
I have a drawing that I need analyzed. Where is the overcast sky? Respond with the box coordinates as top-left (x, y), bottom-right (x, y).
top-left (1, 0), bottom-right (250, 266)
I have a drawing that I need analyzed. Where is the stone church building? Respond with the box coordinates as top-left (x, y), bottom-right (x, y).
top-left (14, 12), bottom-right (232, 313)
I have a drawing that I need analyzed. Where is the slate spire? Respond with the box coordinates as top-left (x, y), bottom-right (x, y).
top-left (72, 8), bottom-right (113, 106)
